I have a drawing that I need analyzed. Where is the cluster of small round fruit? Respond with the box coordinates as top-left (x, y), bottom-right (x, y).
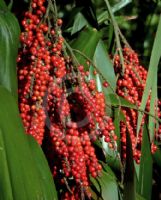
top-left (17, 0), bottom-right (65, 144)
top-left (114, 47), bottom-right (161, 163)
top-left (17, 0), bottom-right (117, 199)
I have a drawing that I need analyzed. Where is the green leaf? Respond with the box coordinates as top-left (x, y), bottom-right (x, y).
top-left (97, 0), bottom-right (132, 24)
top-left (149, 76), bottom-right (158, 142)
top-left (105, 149), bottom-right (121, 171)
top-left (97, 10), bottom-right (109, 24)
top-left (108, 94), bottom-right (136, 109)
top-left (137, 125), bottom-right (152, 200)
top-left (113, 108), bottom-right (124, 153)
top-left (93, 40), bottom-right (116, 92)
top-left (71, 27), bottom-right (100, 68)
top-left (0, 86), bottom-right (57, 200)
top-left (75, 0), bottom-right (98, 28)
top-left (0, 1), bottom-right (20, 99)
top-left (100, 162), bottom-right (117, 178)
top-left (123, 131), bottom-right (136, 200)
top-left (71, 12), bottom-right (88, 35)
top-left (90, 170), bottom-right (119, 200)
top-left (134, 162), bottom-right (140, 182)
top-left (0, 129), bottom-right (14, 200)
top-left (136, 193), bottom-right (146, 200)
top-left (27, 135), bottom-right (58, 200)
top-left (8, 0), bottom-right (13, 11)
top-left (64, 7), bottom-right (83, 32)
top-left (137, 15), bottom-right (161, 136)
top-left (106, 23), bottom-right (114, 51)
top-left (112, 0), bottom-right (132, 13)
top-left (97, 0), bottom-right (132, 23)
top-left (0, 0), bottom-right (8, 10)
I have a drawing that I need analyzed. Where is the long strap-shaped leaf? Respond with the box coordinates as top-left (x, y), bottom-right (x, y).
top-left (70, 27), bottom-right (100, 68)
top-left (0, 86), bottom-right (57, 200)
top-left (137, 125), bottom-right (153, 200)
top-left (0, 0), bottom-right (20, 100)
top-left (0, 129), bottom-right (14, 200)
top-left (137, 15), bottom-right (161, 137)
top-left (27, 135), bottom-right (58, 200)
top-left (149, 77), bottom-right (158, 142)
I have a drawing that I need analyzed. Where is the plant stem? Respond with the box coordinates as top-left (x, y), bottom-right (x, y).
top-left (103, 0), bottom-right (125, 74)
top-left (108, 102), bottom-right (161, 123)
top-left (72, 49), bottom-right (116, 93)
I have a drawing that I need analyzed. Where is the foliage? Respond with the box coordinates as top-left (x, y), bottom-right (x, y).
top-left (0, 1), bottom-right (57, 199)
top-left (1, 0), bottom-right (161, 199)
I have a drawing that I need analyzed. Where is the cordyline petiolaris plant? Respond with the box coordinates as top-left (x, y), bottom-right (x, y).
top-left (17, 0), bottom-right (117, 198)
top-left (17, 0), bottom-right (161, 199)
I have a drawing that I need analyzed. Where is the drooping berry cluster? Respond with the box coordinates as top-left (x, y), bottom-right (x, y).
top-left (43, 63), bottom-right (117, 197)
top-left (17, 0), bottom-right (65, 144)
top-left (17, 0), bottom-right (117, 198)
top-left (114, 47), bottom-right (161, 163)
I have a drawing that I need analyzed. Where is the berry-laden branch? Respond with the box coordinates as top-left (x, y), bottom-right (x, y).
top-left (16, 0), bottom-right (161, 198)
top-left (101, 0), bottom-right (161, 163)
top-left (17, 0), bottom-right (119, 199)
top-left (103, 0), bottom-right (125, 74)
top-left (72, 41), bottom-right (161, 164)
top-left (113, 47), bottom-right (161, 163)
top-left (71, 48), bottom-right (116, 93)
top-left (71, 48), bottom-right (161, 124)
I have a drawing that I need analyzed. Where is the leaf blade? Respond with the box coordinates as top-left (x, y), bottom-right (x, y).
top-left (71, 12), bottom-right (88, 35)
top-left (0, 2), bottom-right (20, 99)
top-left (137, 15), bottom-right (161, 136)
top-left (0, 129), bottom-right (14, 200)
top-left (0, 86), bottom-right (57, 200)
top-left (27, 135), bottom-right (58, 200)
top-left (71, 27), bottom-right (100, 68)
top-left (94, 40), bottom-right (116, 92)
top-left (90, 169), bottom-right (119, 200)
top-left (137, 125), bottom-right (152, 200)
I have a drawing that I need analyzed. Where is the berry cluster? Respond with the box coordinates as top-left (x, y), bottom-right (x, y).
top-left (17, 0), bottom-right (117, 198)
top-left (17, 0), bottom-right (65, 144)
top-left (114, 47), bottom-right (161, 163)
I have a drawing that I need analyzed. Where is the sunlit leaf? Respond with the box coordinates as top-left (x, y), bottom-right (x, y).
top-left (71, 12), bottom-right (88, 35)
top-left (71, 27), bottom-right (100, 68)
top-left (0, 86), bottom-right (57, 200)
top-left (90, 170), bottom-right (119, 200)
top-left (137, 15), bottom-right (161, 137)
top-left (112, 0), bottom-right (132, 13)
top-left (137, 125), bottom-right (152, 200)
top-left (94, 40), bottom-right (116, 92)
top-left (149, 77), bottom-right (158, 142)
top-left (113, 108), bottom-right (124, 153)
